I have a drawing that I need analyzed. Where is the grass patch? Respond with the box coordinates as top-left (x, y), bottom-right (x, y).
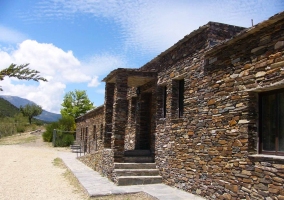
top-left (52, 158), bottom-right (65, 168)
top-left (0, 132), bottom-right (38, 145)
top-left (53, 157), bottom-right (89, 199)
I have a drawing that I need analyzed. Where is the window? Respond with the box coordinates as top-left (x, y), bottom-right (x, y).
top-left (259, 89), bottom-right (284, 155)
top-left (178, 79), bottom-right (184, 118)
top-left (93, 125), bottom-right (96, 140)
top-left (163, 86), bottom-right (167, 118)
top-left (93, 125), bottom-right (97, 151)
top-left (85, 127), bottom-right (88, 141)
top-left (100, 124), bottom-right (103, 140)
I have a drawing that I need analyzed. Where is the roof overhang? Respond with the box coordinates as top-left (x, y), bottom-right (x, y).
top-left (102, 68), bottom-right (157, 87)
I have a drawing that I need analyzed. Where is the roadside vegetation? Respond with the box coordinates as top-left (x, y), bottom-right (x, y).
top-left (43, 89), bottom-right (94, 147)
top-left (0, 112), bottom-right (44, 139)
top-left (42, 115), bottom-right (75, 147)
top-left (0, 132), bottom-right (39, 145)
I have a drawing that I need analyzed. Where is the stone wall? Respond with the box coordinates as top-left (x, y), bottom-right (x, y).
top-left (76, 105), bottom-right (104, 153)
top-left (78, 148), bottom-right (114, 180)
top-left (76, 106), bottom-right (115, 180)
top-left (124, 96), bottom-right (137, 151)
top-left (124, 79), bottom-right (157, 153)
top-left (139, 22), bottom-right (245, 73)
top-left (154, 14), bottom-right (284, 199)
top-left (75, 12), bottom-right (284, 199)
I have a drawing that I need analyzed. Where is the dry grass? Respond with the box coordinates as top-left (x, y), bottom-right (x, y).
top-left (0, 132), bottom-right (38, 145)
top-left (53, 157), bottom-right (89, 199)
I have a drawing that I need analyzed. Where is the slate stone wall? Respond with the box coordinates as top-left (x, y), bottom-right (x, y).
top-left (124, 96), bottom-right (137, 151)
top-left (154, 16), bottom-right (284, 199)
top-left (76, 106), bottom-right (114, 180)
top-left (76, 13), bottom-right (284, 199)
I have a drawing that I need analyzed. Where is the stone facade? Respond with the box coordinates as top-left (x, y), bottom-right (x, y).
top-left (76, 12), bottom-right (284, 199)
top-left (76, 106), bottom-right (114, 180)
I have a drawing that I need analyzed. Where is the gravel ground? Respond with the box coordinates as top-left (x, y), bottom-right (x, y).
top-left (0, 133), bottom-right (87, 200)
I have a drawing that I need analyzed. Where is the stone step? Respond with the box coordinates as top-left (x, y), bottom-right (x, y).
top-left (114, 169), bottom-right (160, 176)
top-left (124, 156), bottom-right (154, 163)
top-left (124, 150), bottom-right (151, 156)
top-left (114, 163), bottom-right (157, 169)
top-left (116, 176), bottom-right (162, 186)
top-left (70, 145), bottom-right (81, 149)
top-left (72, 149), bottom-right (83, 153)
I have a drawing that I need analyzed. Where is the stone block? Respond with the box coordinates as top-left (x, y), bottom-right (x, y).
top-left (275, 41), bottom-right (284, 49)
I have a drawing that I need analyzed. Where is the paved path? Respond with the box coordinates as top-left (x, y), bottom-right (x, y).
top-left (59, 152), bottom-right (205, 200)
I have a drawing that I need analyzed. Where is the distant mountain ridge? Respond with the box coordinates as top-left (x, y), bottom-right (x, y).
top-left (0, 95), bottom-right (61, 122)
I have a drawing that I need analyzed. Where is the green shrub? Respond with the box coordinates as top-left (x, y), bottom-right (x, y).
top-left (42, 131), bottom-right (52, 142)
top-left (54, 132), bottom-right (74, 147)
top-left (42, 121), bottom-right (59, 142)
top-left (62, 134), bottom-right (74, 146)
top-left (16, 125), bottom-right (25, 133)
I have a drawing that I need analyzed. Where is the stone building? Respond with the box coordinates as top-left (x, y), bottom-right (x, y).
top-left (76, 11), bottom-right (284, 199)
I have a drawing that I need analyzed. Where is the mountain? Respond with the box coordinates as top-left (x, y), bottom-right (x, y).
top-left (0, 95), bottom-right (61, 122)
top-left (0, 97), bottom-right (20, 117)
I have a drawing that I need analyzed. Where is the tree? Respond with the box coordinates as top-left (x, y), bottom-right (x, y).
top-left (0, 63), bottom-right (47, 91)
top-left (61, 90), bottom-right (94, 118)
top-left (20, 104), bottom-right (43, 124)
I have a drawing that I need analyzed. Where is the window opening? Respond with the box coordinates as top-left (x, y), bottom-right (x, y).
top-left (259, 89), bottom-right (284, 155)
top-left (163, 86), bottom-right (167, 118)
top-left (178, 79), bottom-right (184, 118)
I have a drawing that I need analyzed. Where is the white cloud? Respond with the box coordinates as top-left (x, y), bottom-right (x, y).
top-left (88, 76), bottom-right (100, 87)
top-left (28, 0), bottom-right (284, 54)
top-left (83, 53), bottom-right (127, 76)
top-left (0, 40), bottom-right (125, 113)
top-left (0, 25), bottom-right (28, 44)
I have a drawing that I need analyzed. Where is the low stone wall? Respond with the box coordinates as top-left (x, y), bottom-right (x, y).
top-left (78, 148), bottom-right (114, 181)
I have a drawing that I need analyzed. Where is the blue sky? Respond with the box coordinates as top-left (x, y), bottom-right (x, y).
top-left (0, 0), bottom-right (283, 114)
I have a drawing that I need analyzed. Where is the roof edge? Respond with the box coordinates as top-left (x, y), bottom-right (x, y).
top-left (206, 11), bottom-right (284, 56)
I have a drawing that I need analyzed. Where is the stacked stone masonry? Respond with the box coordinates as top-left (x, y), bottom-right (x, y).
top-left (76, 11), bottom-right (284, 199)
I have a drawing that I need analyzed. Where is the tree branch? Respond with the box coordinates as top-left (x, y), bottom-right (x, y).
top-left (0, 63), bottom-right (47, 91)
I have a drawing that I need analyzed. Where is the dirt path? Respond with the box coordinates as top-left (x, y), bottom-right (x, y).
top-left (0, 133), bottom-right (87, 200)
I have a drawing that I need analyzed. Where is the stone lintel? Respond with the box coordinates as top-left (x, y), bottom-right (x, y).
top-left (245, 79), bottom-right (284, 93)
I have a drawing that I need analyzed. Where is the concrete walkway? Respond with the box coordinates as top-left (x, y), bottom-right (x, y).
top-left (59, 152), bottom-right (205, 200)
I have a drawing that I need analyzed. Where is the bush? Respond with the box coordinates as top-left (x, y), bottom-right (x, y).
top-left (42, 131), bottom-right (52, 142)
top-left (42, 115), bottom-right (75, 146)
top-left (54, 132), bottom-right (74, 147)
top-left (62, 134), bottom-right (74, 146)
top-left (0, 117), bottom-right (15, 138)
top-left (16, 125), bottom-right (26, 133)
top-left (42, 122), bottom-right (59, 142)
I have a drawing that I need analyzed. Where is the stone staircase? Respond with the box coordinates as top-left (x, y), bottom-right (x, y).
top-left (114, 150), bottom-right (162, 186)
top-left (70, 141), bottom-right (83, 153)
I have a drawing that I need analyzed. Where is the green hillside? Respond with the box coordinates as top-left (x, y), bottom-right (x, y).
top-left (0, 97), bottom-right (20, 117)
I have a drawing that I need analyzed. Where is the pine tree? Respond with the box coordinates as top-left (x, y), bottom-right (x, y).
top-left (0, 63), bottom-right (47, 91)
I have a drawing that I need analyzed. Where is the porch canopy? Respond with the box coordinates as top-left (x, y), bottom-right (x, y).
top-left (102, 68), bottom-right (157, 162)
top-left (102, 68), bottom-right (157, 87)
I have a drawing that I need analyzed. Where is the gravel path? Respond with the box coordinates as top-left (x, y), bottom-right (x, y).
top-left (0, 134), bottom-right (87, 200)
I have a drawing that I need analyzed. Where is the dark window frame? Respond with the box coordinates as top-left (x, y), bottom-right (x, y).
top-left (163, 86), bottom-right (167, 118)
top-left (93, 125), bottom-right (96, 140)
top-left (100, 124), bottom-right (103, 140)
top-left (259, 88), bottom-right (284, 156)
top-left (178, 79), bottom-right (184, 118)
top-left (93, 125), bottom-right (97, 151)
